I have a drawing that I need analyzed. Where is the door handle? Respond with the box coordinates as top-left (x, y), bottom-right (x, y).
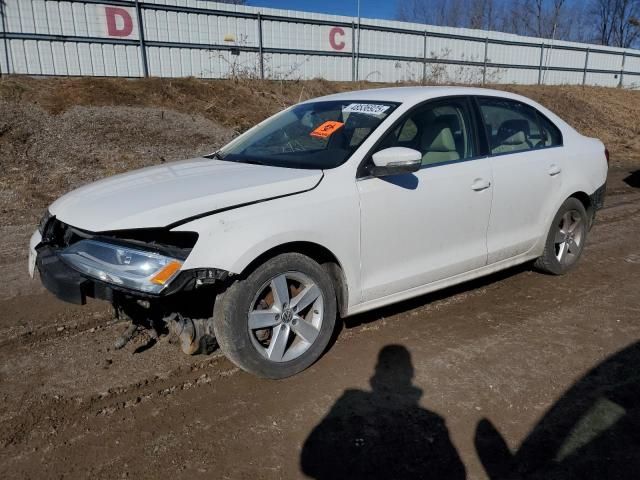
top-left (548, 164), bottom-right (562, 176)
top-left (471, 178), bottom-right (491, 191)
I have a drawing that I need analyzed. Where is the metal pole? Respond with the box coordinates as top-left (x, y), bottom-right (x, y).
top-left (0, 6), bottom-right (3, 78)
top-left (355, 0), bottom-right (360, 81)
top-left (422, 30), bottom-right (427, 84)
top-left (582, 48), bottom-right (589, 85)
top-left (134, 0), bottom-right (149, 77)
top-left (482, 37), bottom-right (488, 85)
top-left (0, 0), bottom-right (10, 76)
top-left (351, 22), bottom-right (355, 82)
top-left (542, 23), bottom-right (557, 85)
top-left (257, 12), bottom-right (264, 79)
top-left (537, 44), bottom-right (544, 85)
top-left (0, 0), bottom-right (3, 77)
top-left (619, 51), bottom-right (626, 88)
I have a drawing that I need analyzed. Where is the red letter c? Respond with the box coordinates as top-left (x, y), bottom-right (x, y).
top-left (329, 27), bottom-right (345, 51)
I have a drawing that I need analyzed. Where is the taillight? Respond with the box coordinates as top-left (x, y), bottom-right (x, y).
top-left (604, 147), bottom-right (610, 166)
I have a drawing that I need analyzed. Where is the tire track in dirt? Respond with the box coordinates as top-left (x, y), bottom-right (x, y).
top-left (1, 171), bottom-right (639, 477)
top-left (3, 196), bottom-right (639, 479)
top-left (2, 193), bottom-right (639, 457)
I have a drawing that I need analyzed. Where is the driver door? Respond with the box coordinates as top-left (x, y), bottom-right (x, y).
top-left (357, 97), bottom-right (493, 302)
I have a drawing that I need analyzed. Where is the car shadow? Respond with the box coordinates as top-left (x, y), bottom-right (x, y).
top-left (623, 170), bottom-right (640, 189)
top-left (379, 173), bottom-right (420, 190)
top-left (342, 262), bottom-right (531, 330)
top-left (300, 344), bottom-right (466, 479)
top-left (475, 340), bottom-right (640, 479)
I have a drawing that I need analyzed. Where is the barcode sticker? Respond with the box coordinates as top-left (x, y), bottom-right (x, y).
top-left (342, 103), bottom-right (390, 115)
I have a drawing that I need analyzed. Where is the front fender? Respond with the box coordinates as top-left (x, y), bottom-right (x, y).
top-left (173, 180), bottom-right (362, 306)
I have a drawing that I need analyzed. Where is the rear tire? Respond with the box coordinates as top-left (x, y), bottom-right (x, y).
top-left (213, 253), bottom-right (337, 379)
top-left (534, 197), bottom-right (588, 275)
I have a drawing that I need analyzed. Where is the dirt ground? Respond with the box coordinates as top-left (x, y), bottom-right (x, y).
top-left (0, 167), bottom-right (637, 478)
top-left (1, 77), bottom-right (639, 478)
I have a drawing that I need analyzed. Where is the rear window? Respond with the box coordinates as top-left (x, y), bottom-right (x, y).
top-left (478, 97), bottom-right (562, 155)
top-left (537, 113), bottom-right (563, 147)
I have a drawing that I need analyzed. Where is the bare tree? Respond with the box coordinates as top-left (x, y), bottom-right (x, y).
top-left (396, 0), bottom-right (583, 40)
top-left (612, 0), bottom-right (640, 47)
top-left (590, 0), bottom-right (640, 47)
top-left (469, 0), bottom-right (496, 30)
top-left (395, 0), bottom-right (434, 25)
top-left (395, 0), bottom-right (469, 28)
top-left (591, 0), bottom-right (617, 45)
top-left (514, 0), bottom-right (569, 39)
top-left (534, 0), bottom-right (548, 37)
top-left (496, 0), bottom-right (527, 36)
top-left (395, 0), bottom-right (614, 45)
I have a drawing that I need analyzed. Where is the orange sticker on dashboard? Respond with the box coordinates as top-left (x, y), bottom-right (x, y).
top-left (310, 121), bottom-right (344, 138)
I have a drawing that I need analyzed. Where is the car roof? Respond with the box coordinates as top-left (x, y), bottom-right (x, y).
top-left (306, 86), bottom-right (532, 105)
top-left (303, 85), bottom-right (575, 134)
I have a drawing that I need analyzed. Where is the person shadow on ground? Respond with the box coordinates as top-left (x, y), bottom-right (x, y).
top-left (300, 344), bottom-right (466, 480)
top-left (475, 341), bottom-right (640, 480)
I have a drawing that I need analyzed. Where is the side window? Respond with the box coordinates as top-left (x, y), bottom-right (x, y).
top-left (537, 114), bottom-right (563, 147)
top-left (375, 99), bottom-right (477, 166)
top-left (478, 98), bottom-right (543, 155)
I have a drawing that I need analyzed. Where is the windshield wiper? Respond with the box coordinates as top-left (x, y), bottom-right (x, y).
top-left (205, 151), bottom-right (226, 160)
top-left (206, 151), bottom-right (269, 166)
top-left (238, 158), bottom-right (269, 166)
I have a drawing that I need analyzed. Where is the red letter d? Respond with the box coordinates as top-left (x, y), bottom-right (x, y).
top-left (105, 7), bottom-right (133, 37)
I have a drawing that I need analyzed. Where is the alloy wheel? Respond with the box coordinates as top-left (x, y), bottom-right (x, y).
top-left (554, 209), bottom-right (585, 266)
top-left (248, 271), bottom-right (324, 362)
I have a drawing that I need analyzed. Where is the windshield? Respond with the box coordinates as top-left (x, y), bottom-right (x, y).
top-left (217, 100), bottom-right (398, 169)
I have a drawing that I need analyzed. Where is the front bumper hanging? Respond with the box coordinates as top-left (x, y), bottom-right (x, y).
top-left (34, 243), bottom-right (228, 306)
top-left (36, 245), bottom-right (92, 305)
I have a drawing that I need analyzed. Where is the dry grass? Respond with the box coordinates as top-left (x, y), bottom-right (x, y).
top-left (1, 76), bottom-right (639, 226)
top-left (0, 76), bottom-right (357, 133)
top-left (3, 76), bottom-right (637, 160)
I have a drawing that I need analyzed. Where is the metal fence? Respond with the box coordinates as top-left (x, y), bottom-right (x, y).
top-left (1, 0), bottom-right (640, 87)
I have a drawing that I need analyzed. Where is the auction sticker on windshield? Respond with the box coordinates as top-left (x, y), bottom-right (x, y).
top-left (310, 120), bottom-right (344, 138)
top-left (342, 103), bottom-right (390, 115)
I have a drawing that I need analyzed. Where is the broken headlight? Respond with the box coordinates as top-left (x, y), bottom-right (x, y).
top-left (60, 239), bottom-right (183, 294)
top-left (38, 210), bottom-right (52, 235)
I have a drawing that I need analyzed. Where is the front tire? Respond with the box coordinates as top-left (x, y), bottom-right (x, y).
top-left (213, 253), bottom-right (337, 379)
top-left (534, 197), bottom-right (588, 275)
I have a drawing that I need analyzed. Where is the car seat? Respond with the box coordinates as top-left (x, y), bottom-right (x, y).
top-left (493, 119), bottom-right (532, 154)
top-left (420, 120), bottom-right (460, 165)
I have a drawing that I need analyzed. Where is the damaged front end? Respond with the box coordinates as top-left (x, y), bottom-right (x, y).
top-left (31, 212), bottom-right (228, 354)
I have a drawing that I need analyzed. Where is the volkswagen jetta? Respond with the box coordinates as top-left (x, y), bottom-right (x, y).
top-left (29, 87), bottom-right (608, 378)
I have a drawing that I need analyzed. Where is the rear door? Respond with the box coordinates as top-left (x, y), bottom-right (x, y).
top-left (476, 97), bottom-right (564, 264)
top-left (357, 97), bottom-right (493, 302)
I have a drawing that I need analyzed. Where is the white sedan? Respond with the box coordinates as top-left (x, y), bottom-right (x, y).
top-left (30, 86), bottom-right (608, 378)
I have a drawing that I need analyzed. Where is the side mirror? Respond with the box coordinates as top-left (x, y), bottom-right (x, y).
top-left (370, 147), bottom-right (422, 177)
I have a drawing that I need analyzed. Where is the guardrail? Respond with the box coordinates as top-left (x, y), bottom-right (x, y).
top-left (1, 0), bottom-right (639, 86)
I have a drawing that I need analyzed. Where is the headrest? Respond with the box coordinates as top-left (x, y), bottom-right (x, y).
top-left (501, 131), bottom-right (527, 146)
top-left (498, 119), bottom-right (530, 139)
top-left (438, 114), bottom-right (461, 132)
top-left (421, 121), bottom-right (456, 152)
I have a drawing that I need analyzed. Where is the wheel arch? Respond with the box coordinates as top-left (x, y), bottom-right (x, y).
top-left (238, 241), bottom-right (349, 318)
top-left (569, 190), bottom-right (591, 209)
top-left (568, 190), bottom-right (595, 226)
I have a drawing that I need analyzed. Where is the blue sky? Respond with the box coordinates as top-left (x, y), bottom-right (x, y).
top-left (245, 0), bottom-right (397, 20)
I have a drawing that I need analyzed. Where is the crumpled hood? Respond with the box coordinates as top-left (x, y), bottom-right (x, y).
top-left (49, 157), bottom-right (323, 232)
